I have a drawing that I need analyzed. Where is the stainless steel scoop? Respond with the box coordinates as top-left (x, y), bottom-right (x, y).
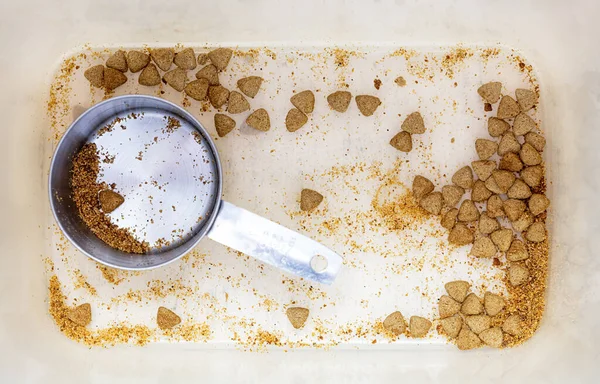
top-left (49, 95), bottom-right (342, 284)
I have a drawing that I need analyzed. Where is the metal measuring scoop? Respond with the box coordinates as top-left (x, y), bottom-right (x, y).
top-left (49, 95), bottom-right (343, 284)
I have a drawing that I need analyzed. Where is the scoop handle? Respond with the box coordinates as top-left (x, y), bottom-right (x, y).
top-left (207, 201), bottom-right (343, 285)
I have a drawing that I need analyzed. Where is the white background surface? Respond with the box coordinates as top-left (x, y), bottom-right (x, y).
top-left (1, 0), bottom-right (599, 382)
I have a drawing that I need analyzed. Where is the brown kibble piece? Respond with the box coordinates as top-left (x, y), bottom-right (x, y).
top-left (449, 223), bottom-right (474, 245)
top-left (526, 222), bottom-right (547, 242)
top-left (509, 263), bottom-right (530, 286)
top-left (355, 95), bottom-right (381, 116)
top-left (488, 117), bottom-right (510, 137)
top-left (471, 160), bottom-right (496, 181)
top-left (162, 68), bottom-right (187, 92)
top-left (490, 228), bottom-right (513, 252)
top-left (525, 132), bottom-right (546, 152)
top-left (246, 109), bottom-right (271, 131)
top-left (465, 315), bottom-right (491, 334)
top-left (512, 211), bottom-right (533, 232)
top-left (499, 152), bottom-right (524, 172)
top-left (409, 316), bottom-right (432, 338)
top-left (174, 48), bottom-right (197, 70)
top-left (484, 292), bottom-right (505, 316)
top-left (497, 95), bottom-right (520, 119)
top-left (503, 199), bottom-right (526, 221)
top-left (484, 176), bottom-right (503, 195)
top-left (520, 143), bottom-right (542, 166)
top-left (184, 79), bottom-right (210, 101)
top-left (237, 76), bottom-right (263, 98)
top-left (521, 165), bottom-right (543, 188)
top-left (498, 132), bottom-right (521, 156)
top-left (150, 48), bottom-right (174, 71)
top-left (513, 112), bottom-right (536, 136)
top-left (300, 189), bottom-right (323, 211)
top-left (138, 63), bottom-right (161, 86)
top-left (196, 64), bottom-right (220, 85)
top-left (479, 212), bottom-right (499, 235)
top-left (197, 53), bottom-right (209, 65)
top-left (507, 239), bottom-right (529, 262)
top-left (286, 307), bottom-right (309, 329)
top-left (529, 194), bottom-right (550, 216)
top-left (157, 306), bottom-right (181, 330)
top-left (441, 208), bottom-right (458, 230)
top-left (401, 112), bottom-right (426, 134)
top-left (439, 295), bottom-right (461, 318)
top-left (484, 103), bottom-right (493, 112)
top-left (420, 192), bottom-right (443, 215)
top-left (327, 91), bottom-right (352, 112)
top-left (67, 303), bottom-right (92, 327)
top-left (126, 50), bottom-right (150, 73)
top-left (227, 91), bottom-right (250, 114)
top-left (394, 76), bottom-right (407, 86)
top-left (503, 314), bottom-right (522, 336)
top-left (99, 189), bottom-right (124, 213)
top-left (285, 108), bottom-right (308, 132)
top-left (208, 85), bottom-right (230, 108)
top-left (106, 50), bottom-right (128, 72)
top-left (412, 176), bottom-right (435, 200)
top-left (196, 65), bottom-right (219, 86)
top-left (515, 88), bottom-right (537, 111)
top-left (84, 65), bottom-right (104, 88)
top-left (442, 185), bottom-right (464, 208)
top-left (441, 315), bottom-right (462, 338)
top-left (457, 328), bottom-right (481, 350)
top-left (507, 179), bottom-right (532, 199)
top-left (452, 166), bottom-right (474, 189)
top-left (461, 293), bottom-right (483, 315)
top-left (487, 195), bottom-right (504, 218)
top-left (383, 311), bottom-right (407, 335)
top-left (291, 90), bottom-right (315, 114)
top-left (458, 200), bottom-right (479, 222)
top-left (492, 170), bottom-right (516, 193)
top-left (104, 68), bottom-right (127, 90)
top-left (471, 237), bottom-right (496, 258)
top-left (477, 82), bottom-right (502, 104)
top-left (445, 280), bottom-right (470, 303)
top-left (479, 327), bottom-right (503, 348)
top-left (475, 139), bottom-right (498, 160)
top-left (207, 48), bottom-right (233, 71)
top-left (472, 180), bottom-right (492, 203)
top-left (390, 131), bottom-right (412, 152)
top-left (214, 114), bottom-right (236, 137)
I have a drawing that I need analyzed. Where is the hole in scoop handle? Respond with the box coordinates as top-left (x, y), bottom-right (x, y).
top-left (206, 201), bottom-right (343, 285)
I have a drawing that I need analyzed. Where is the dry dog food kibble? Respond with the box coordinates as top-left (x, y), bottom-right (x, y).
top-left (528, 194), bottom-right (550, 216)
top-left (497, 95), bottom-right (520, 119)
top-left (84, 65), bottom-right (104, 88)
top-left (521, 165), bottom-right (543, 188)
top-left (512, 211), bottom-right (534, 232)
top-left (475, 138), bottom-right (498, 160)
top-left (409, 316), bottom-right (432, 338)
top-left (513, 113), bottom-right (536, 136)
top-left (483, 292), bottom-right (505, 316)
top-left (138, 63), bottom-right (161, 86)
top-left (441, 208), bottom-right (458, 230)
top-left (525, 132), bottom-right (546, 152)
top-left (471, 160), bottom-right (495, 181)
top-left (465, 315), bottom-right (491, 334)
top-left (461, 293), bottom-right (483, 315)
top-left (98, 189), bottom-right (124, 213)
top-left (471, 237), bottom-right (496, 258)
top-left (458, 199), bottom-right (479, 222)
top-left (285, 108), bottom-right (308, 132)
top-left (104, 68), bottom-right (127, 90)
top-left (290, 90), bottom-right (315, 114)
top-left (487, 195), bottom-right (504, 217)
top-left (477, 81), bottom-right (502, 104)
top-left (389, 131), bottom-right (412, 152)
top-left (448, 223), bottom-right (474, 245)
top-left (445, 280), bottom-right (470, 302)
top-left (490, 228), bottom-right (513, 252)
top-left (126, 50), bottom-right (150, 73)
top-left (184, 79), bottom-right (210, 101)
top-left (163, 68), bottom-right (187, 92)
top-left (525, 222), bottom-right (547, 242)
top-left (442, 185), bottom-right (464, 207)
top-left (67, 303), bottom-right (92, 327)
top-left (246, 109), bottom-right (271, 131)
top-left (507, 239), bottom-right (529, 262)
top-left (420, 192), bottom-right (443, 215)
top-left (515, 88), bottom-right (537, 111)
top-left (492, 170), bottom-right (515, 193)
top-left (452, 166), bottom-right (474, 189)
top-left (174, 48), bottom-right (197, 70)
top-left (488, 117), bottom-right (510, 137)
top-left (471, 180), bottom-right (492, 202)
top-left (207, 48), bottom-right (233, 71)
top-left (157, 307), bottom-right (181, 330)
top-left (503, 199), bottom-right (526, 222)
top-left (208, 85), bottom-right (230, 108)
top-left (327, 91), bottom-right (352, 112)
top-left (457, 328), bottom-right (481, 350)
top-left (401, 112), bottom-right (426, 134)
top-left (507, 179), bottom-right (532, 199)
top-left (438, 295), bottom-right (461, 318)
top-left (499, 152), bottom-right (524, 172)
top-left (355, 95), bottom-right (381, 116)
top-left (383, 311), bottom-right (407, 335)
top-left (479, 212), bottom-right (500, 235)
top-left (520, 143), bottom-right (542, 166)
top-left (286, 307), bottom-right (310, 329)
top-left (394, 76), bottom-right (407, 87)
top-left (508, 263), bottom-right (530, 286)
top-left (502, 314), bottom-right (522, 336)
top-left (300, 189), bottom-right (323, 211)
top-left (150, 48), bottom-right (174, 71)
top-left (412, 175), bottom-right (435, 200)
top-left (237, 76), bottom-right (263, 98)
top-left (441, 315), bottom-right (463, 338)
top-left (106, 50), bottom-right (128, 72)
top-left (227, 91), bottom-right (250, 114)
top-left (214, 113), bottom-right (236, 137)
top-left (498, 132), bottom-right (521, 156)
top-left (196, 64), bottom-right (220, 86)
top-left (479, 327), bottom-right (503, 348)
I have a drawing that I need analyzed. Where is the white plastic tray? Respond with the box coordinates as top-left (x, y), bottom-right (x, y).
top-left (1, 0), bottom-right (599, 382)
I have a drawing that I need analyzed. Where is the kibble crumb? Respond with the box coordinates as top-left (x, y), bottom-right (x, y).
top-left (394, 76), bottom-right (407, 87)
top-left (197, 53), bottom-right (209, 66)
